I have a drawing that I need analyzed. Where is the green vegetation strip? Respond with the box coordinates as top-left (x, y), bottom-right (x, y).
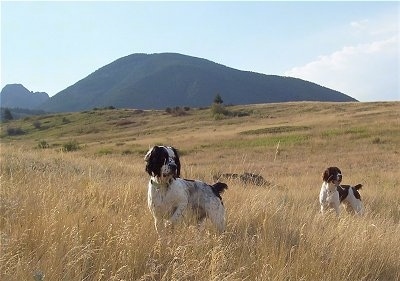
top-left (321, 127), bottom-right (369, 138)
top-left (240, 126), bottom-right (311, 135)
top-left (201, 134), bottom-right (310, 149)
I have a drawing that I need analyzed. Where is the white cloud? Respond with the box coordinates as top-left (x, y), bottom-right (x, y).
top-left (284, 36), bottom-right (399, 102)
top-left (350, 19), bottom-right (369, 30)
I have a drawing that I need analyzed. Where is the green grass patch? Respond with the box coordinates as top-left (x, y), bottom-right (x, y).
top-left (321, 127), bottom-right (369, 139)
top-left (201, 134), bottom-right (309, 150)
top-left (97, 148), bottom-right (113, 155)
top-left (240, 125), bottom-right (311, 135)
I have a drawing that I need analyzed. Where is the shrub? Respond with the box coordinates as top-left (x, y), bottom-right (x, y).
top-left (2, 108), bottom-right (13, 121)
top-left (122, 149), bottom-right (133, 155)
top-left (93, 106), bottom-right (115, 111)
top-left (33, 121), bottom-right (42, 129)
top-left (213, 113), bottom-right (227, 120)
top-left (6, 127), bottom-right (24, 136)
top-left (62, 140), bottom-right (80, 152)
top-left (214, 94), bottom-right (223, 104)
top-left (115, 119), bottom-right (135, 126)
top-left (235, 110), bottom-right (251, 117)
top-left (38, 140), bottom-right (49, 149)
top-left (372, 137), bottom-right (383, 144)
top-left (166, 106), bottom-right (187, 116)
top-left (97, 148), bottom-right (113, 155)
top-left (62, 117), bottom-right (70, 124)
top-left (211, 103), bottom-right (229, 117)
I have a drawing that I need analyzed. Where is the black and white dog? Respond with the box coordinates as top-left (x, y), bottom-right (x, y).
top-left (144, 145), bottom-right (228, 233)
top-left (319, 167), bottom-right (363, 215)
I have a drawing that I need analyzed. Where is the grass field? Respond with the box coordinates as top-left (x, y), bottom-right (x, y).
top-left (1, 101), bottom-right (399, 280)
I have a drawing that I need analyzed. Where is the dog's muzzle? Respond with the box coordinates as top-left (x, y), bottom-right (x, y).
top-left (333, 173), bottom-right (342, 184)
top-left (327, 173), bottom-right (342, 185)
top-left (168, 162), bottom-right (177, 174)
top-left (161, 157), bottom-right (177, 177)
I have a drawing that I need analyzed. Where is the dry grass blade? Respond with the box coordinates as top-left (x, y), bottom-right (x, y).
top-left (1, 102), bottom-right (399, 280)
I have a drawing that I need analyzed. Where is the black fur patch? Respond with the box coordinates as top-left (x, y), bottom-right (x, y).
top-left (323, 167), bottom-right (342, 183)
top-left (353, 184), bottom-right (362, 200)
top-left (145, 146), bottom-right (181, 177)
top-left (337, 185), bottom-right (350, 202)
top-left (211, 182), bottom-right (228, 202)
top-left (169, 147), bottom-right (181, 177)
top-left (145, 146), bottom-right (168, 177)
top-left (337, 184), bottom-right (363, 202)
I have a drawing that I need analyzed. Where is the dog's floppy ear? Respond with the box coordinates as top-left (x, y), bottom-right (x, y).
top-left (322, 168), bottom-right (331, 182)
top-left (171, 147), bottom-right (181, 177)
top-left (144, 146), bottom-right (156, 162)
top-left (322, 167), bottom-right (342, 182)
top-left (145, 146), bottom-right (161, 176)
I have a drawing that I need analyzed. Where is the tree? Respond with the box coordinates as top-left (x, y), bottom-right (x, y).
top-left (2, 108), bottom-right (13, 121)
top-left (213, 94), bottom-right (223, 104)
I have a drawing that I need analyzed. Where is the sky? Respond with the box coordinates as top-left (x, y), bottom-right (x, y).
top-left (1, 1), bottom-right (399, 102)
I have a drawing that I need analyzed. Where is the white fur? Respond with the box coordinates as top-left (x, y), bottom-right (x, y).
top-left (319, 181), bottom-right (340, 215)
top-left (147, 177), bottom-right (226, 233)
top-left (319, 182), bottom-right (364, 216)
top-left (341, 187), bottom-right (364, 215)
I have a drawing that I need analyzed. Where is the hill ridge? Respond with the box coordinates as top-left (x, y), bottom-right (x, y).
top-left (0, 84), bottom-right (49, 109)
top-left (38, 53), bottom-right (357, 112)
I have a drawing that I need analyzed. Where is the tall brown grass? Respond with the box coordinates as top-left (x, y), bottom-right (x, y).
top-left (1, 102), bottom-right (399, 280)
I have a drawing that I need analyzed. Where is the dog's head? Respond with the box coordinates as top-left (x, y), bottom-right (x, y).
top-left (322, 167), bottom-right (342, 185)
top-left (144, 146), bottom-right (181, 183)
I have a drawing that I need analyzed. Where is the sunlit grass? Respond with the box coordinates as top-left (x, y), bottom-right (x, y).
top-left (1, 102), bottom-right (399, 280)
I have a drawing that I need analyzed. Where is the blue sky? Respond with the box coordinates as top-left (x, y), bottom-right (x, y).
top-left (1, 1), bottom-right (399, 102)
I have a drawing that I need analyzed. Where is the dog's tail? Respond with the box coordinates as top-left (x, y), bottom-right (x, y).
top-left (353, 184), bottom-right (363, 190)
top-left (211, 182), bottom-right (228, 201)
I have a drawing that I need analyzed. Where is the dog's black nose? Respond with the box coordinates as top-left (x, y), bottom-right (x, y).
top-left (169, 163), bottom-right (177, 172)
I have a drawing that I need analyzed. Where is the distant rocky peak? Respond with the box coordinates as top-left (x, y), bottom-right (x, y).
top-left (0, 84), bottom-right (49, 109)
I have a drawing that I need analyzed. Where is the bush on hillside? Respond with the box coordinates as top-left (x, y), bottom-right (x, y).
top-left (38, 140), bottom-right (49, 149)
top-left (2, 108), bottom-right (14, 121)
top-left (62, 140), bottom-right (80, 152)
top-left (211, 103), bottom-right (230, 118)
top-left (33, 121), bottom-right (42, 129)
top-left (165, 106), bottom-right (189, 116)
top-left (6, 127), bottom-right (24, 136)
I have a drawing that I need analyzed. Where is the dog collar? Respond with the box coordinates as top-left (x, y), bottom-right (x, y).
top-left (151, 178), bottom-right (173, 189)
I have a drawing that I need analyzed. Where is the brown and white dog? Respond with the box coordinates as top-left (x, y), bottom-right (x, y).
top-left (144, 146), bottom-right (228, 233)
top-left (319, 167), bottom-right (363, 215)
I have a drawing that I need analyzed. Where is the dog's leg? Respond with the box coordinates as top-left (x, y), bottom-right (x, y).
top-left (197, 218), bottom-right (206, 233)
top-left (319, 188), bottom-right (327, 214)
top-left (214, 216), bottom-right (226, 233)
top-left (168, 201), bottom-right (188, 226)
top-left (207, 204), bottom-right (226, 233)
top-left (331, 191), bottom-right (340, 216)
top-left (154, 217), bottom-right (163, 234)
top-left (348, 198), bottom-right (364, 215)
top-left (346, 189), bottom-right (364, 215)
top-left (320, 204), bottom-right (326, 214)
top-left (356, 202), bottom-right (364, 215)
top-left (334, 202), bottom-right (340, 216)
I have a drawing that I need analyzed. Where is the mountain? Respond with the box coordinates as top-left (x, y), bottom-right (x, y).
top-left (0, 84), bottom-right (49, 109)
top-left (39, 53), bottom-right (357, 112)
